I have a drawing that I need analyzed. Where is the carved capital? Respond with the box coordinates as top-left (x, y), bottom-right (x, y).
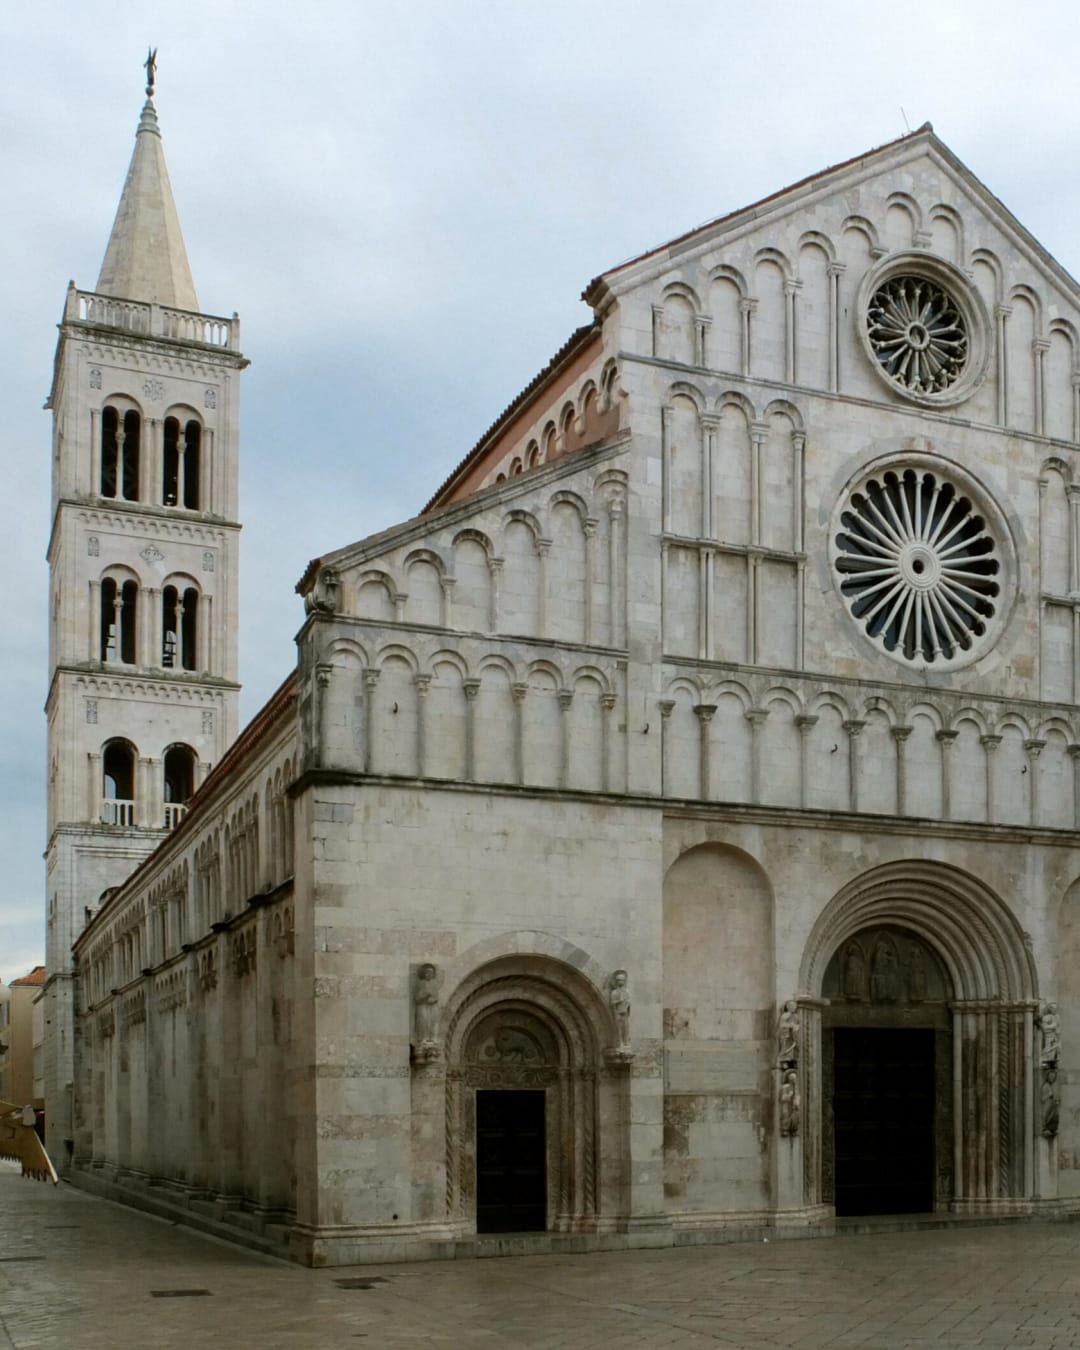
top-left (414, 674), bottom-right (432, 696)
top-left (600, 693), bottom-right (617, 712)
top-left (693, 703), bottom-right (717, 723)
top-left (795, 714), bottom-right (818, 734)
top-left (745, 707), bottom-right (768, 726)
top-left (843, 719), bottom-right (866, 738)
top-left (1025, 738), bottom-right (1047, 759)
top-left (315, 663), bottom-right (333, 690)
top-left (557, 689), bottom-right (574, 712)
top-left (658, 699), bottom-right (676, 720)
top-left (890, 724), bottom-right (913, 743)
top-left (980, 733), bottom-right (1002, 752)
top-left (362, 669), bottom-right (380, 691)
top-left (936, 729), bottom-right (958, 747)
top-left (463, 679), bottom-right (481, 701)
top-left (511, 682), bottom-right (528, 705)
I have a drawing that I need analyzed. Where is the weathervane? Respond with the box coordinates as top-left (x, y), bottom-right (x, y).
top-left (144, 46), bottom-right (158, 99)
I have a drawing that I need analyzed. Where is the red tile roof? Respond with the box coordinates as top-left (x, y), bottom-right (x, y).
top-left (11, 966), bottom-right (45, 987)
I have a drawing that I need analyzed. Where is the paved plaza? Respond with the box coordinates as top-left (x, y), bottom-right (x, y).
top-left (5, 1166), bottom-right (1080, 1348)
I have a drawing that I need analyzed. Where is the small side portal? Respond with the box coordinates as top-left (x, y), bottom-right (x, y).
top-left (475, 1090), bottom-right (546, 1233)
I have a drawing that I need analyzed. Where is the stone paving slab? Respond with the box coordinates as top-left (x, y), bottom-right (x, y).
top-left (7, 1165), bottom-right (1080, 1348)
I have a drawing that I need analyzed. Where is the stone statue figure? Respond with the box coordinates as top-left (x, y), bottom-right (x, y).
top-left (779, 1070), bottom-right (800, 1137)
top-left (842, 943), bottom-right (865, 1000)
top-left (412, 963), bottom-right (439, 1061)
top-left (1039, 1002), bottom-right (1061, 1065)
top-left (870, 939), bottom-right (901, 1003)
top-left (1042, 1067), bottom-right (1060, 1139)
top-left (906, 944), bottom-right (927, 1003)
top-left (777, 1001), bottom-right (799, 1067)
top-left (609, 969), bottom-right (631, 1048)
top-left (144, 47), bottom-right (158, 99)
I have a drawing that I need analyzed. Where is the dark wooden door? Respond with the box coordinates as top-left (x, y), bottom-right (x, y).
top-left (475, 1090), bottom-right (546, 1233)
top-left (833, 1028), bottom-right (935, 1215)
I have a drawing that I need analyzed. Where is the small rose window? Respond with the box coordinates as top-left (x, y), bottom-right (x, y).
top-left (866, 276), bottom-right (968, 395)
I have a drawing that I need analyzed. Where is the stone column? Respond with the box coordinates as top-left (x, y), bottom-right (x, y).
top-left (660, 404), bottom-right (671, 532)
top-left (144, 587), bottom-right (161, 669)
top-left (463, 679), bottom-right (480, 781)
top-left (739, 298), bottom-right (755, 377)
top-left (1025, 739), bottom-right (1046, 826)
top-left (658, 699), bottom-right (675, 797)
top-left (746, 552), bottom-right (761, 665)
top-left (557, 689), bottom-right (574, 789)
top-left (89, 408), bottom-right (101, 495)
top-left (1034, 338), bottom-right (1049, 437)
top-left (147, 756), bottom-right (162, 830)
top-left (699, 548), bottom-right (713, 660)
top-left (202, 427), bottom-right (214, 514)
top-left (511, 682), bottom-right (528, 785)
top-left (87, 751), bottom-right (102, 823)
top-left (792, 432), bottom-right (806, 553)
top-left (535, 540), bottom-right (550, 636)
top-left (937, 729), bottom-right (957, 819)
top-left (487, 557), bottom-right (503, 633)
top-left (88, 579), bottom-right (101, 659)
top-left (996, 304), bottom-right (1011, 426)
top-left (750, 422), bottom-right (766, 545)
top-left (600, 693), bottom-right (617, 792)
top-left (439, 575), bottom-right (455, 628)
top-left (1068, 484), bottom-right (1080, 595)
top-left (137, 756), bottom-right (153, 828)
top-left (784, 278), bottom-right (799, 384)
top-left (891, 725), bottom-right (912, 815)
top-left (315, 664), bottom-right (333, 770)
top-left (746, 707), bottom-right (767, 803)
top-left (827, 263), bottom-right (844, 393)
top-left (607, 500), bottom-right (624, 648)
top-left (844, 719), bottom-right (865, 813)
top-left (795, 714), bottom-right (817, 809)
top-left (693, 704), bottom-right (716, 799)
top-left (415, 674), bottom-right (432, 778)
top-left (1073, 373), bottom-right (1080, 445)
top-left (1069, 744), bottom-right (1080, 829)
top-left (701, 416), bottom-right (718, 538)
top-left (981, 733), bottom-right (1001, 823)
top-left (362, 669), bottom-right (380, 774)
top-left (583, 520), bottom-right (597, 644)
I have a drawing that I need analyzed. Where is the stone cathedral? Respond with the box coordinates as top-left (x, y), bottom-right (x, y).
top-left (56, 92), bottom-right (1080, 1265)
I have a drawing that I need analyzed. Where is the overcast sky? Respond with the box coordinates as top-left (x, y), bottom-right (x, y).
top-left (6, 0), bottom-right (1080, 983)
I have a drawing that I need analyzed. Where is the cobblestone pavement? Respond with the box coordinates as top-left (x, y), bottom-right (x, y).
top-left (7, 1167), bottom-right (1080, 1350)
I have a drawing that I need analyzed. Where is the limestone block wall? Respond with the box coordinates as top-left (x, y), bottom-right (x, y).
top-left (72, 683), bottom-right (298, 1217)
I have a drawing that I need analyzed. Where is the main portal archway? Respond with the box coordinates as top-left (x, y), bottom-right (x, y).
top-left (797, 862), bottom-right (1039, 1215)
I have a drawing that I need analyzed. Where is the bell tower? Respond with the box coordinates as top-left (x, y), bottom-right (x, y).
top-left (43, 57), bottom-right (246, 1163)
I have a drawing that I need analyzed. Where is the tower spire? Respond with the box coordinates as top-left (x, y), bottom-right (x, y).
top-left (95, 52), bottom-right (199, 311)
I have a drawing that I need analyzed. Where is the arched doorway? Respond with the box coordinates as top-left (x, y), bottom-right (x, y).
top-left (439, 956), bottom-right (621, 1236)
top-left (798, 862), bottom-right (1038, 1216)
top-left (821, 926), bottom-right (950, 1214)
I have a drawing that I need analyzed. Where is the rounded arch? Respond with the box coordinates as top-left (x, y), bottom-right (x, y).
top-left (841, 215), bottom-right (880, 252)
top-left (660, 279), bottom-right (703, 311)
top-left (762, 396), bottom-right (805, 432)
top-left (708, 262), bottom-right (748, 296)
top-left (404, 547), bottom-right (447, 578)
top-left (753, 245), bottom-right (793, 281)
top-left (798, 229), bottom-right (836, 264)
top-left (451, 527), bottom-right (494, 558)
top-left (800, 860), bottom-right (1036, 1002)
top-left (713, 388), bottom-right (757, 421)
top-left (438, 945), bottom-right (622, 1231)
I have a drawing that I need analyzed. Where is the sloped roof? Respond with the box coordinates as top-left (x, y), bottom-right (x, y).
top-left (11, 967), bottom-right (45, 988)
top-left (96, 98), bottom-right (199, 310)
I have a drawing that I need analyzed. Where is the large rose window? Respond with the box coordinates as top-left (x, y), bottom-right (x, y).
top-left (834, 466), bottom-right (1003, 666)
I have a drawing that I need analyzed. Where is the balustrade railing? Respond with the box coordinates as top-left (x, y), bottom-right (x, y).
top-left (163, 803), bottom-right (188, 829)
top-left (101, 798), bottom-right (136, 827)
top-left (68, 287), bottom-right (239, 351)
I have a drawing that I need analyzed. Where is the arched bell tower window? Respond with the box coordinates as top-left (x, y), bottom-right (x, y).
top-left (101, 739), bottom-right (136, 827)
top-left (100, 406), bottom-right (141, 501)
top-left (162, 585), bottom-right (198, 670)
top-left (163, 744), bottom-right (196, 827)
top-left (163, 417), bottom-right (202, 509)
top-left (100, 577), bottom-right (138, 665)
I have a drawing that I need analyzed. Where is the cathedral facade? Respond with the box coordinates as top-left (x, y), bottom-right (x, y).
top-left (62, 109), bottom-right (1080, 1264)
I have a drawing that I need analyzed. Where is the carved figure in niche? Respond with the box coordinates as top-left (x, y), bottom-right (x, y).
top-left (777, 1000), bottom-right (799, 1067)
top-left (1042, 1067), bottom-right (1060, 1138)
top-left (780, 1070), bottom-right (800, 1137)
top-left (412, 962), bottom-right (439, 1063)
top-left (842, 942), bottom-right (866, 1000)
top-left (906, 943), bottom-right (927, 1003)
top-left (609, 969), bottom-right (631, 1047)
top-left (870, 938), bottom-right (901, 1003)
top-left (1039, 1002), bottom-right (1061, 1065)
top-left (483, 1028), bottom-right (540, 1063)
